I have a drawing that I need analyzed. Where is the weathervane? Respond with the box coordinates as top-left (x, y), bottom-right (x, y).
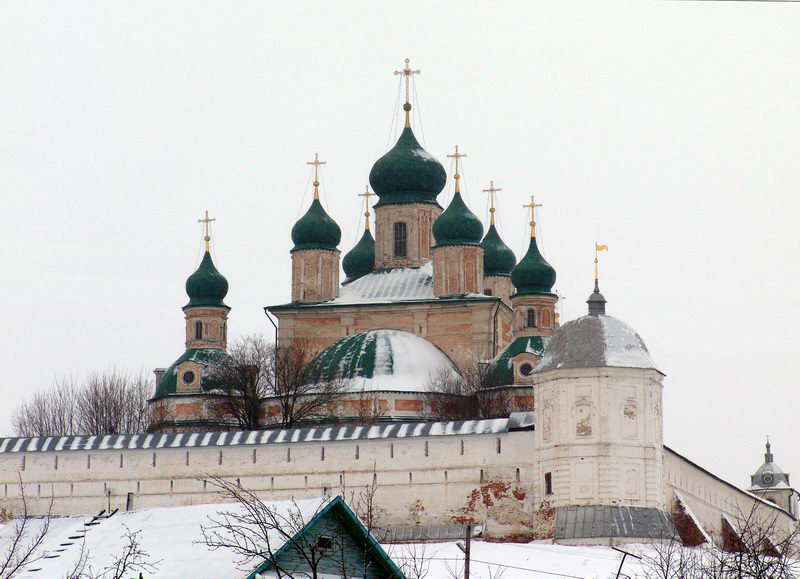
top-left (394, 58), bottom-right (420, 127)
top-left (483, 181), bottom-right (502, 225)
top-left (358, 186), bottom-right (375, 231)
top-left (306, 153), bottom-right (327, 200)
top-left (198, 210), bottom-right (216, 252)
top-left (594, 242), bottom-right (608, 281)
top-left (447, 145), bottom-right (466, 193)
top-left (523, 195), bottom-right (543, 237)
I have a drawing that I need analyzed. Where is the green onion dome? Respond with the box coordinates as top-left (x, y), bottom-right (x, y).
top-left (291, 198), bottom-right (342, 252)
top-left (432, 192), bottom-right (484, 247)
top-left (342, 228), bottom-right (375, 284)
top-left (481, 224), bottom-right (517, 277)
top-left (185, 251), bottom-right (229, 308)
top-left (368, 127), bottom-right (447, 207)
top-left (511, 236), bottom-right (556, 295)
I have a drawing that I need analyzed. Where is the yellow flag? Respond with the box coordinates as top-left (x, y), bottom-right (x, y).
top-left (596, 244), bottom-right (609, 251)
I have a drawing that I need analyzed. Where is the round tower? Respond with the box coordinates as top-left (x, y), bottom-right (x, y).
top-left (431, 146), bottom-right (484, 297)
top-left (368, 61), bottom-right (446, 270)
top-left (510, 197), bottom-right (557, 341)
top-left (748, 440), bottom-right (798, 516)
top-left (290, 154), bottom-right (341, 303)
top-left (530, 287), bottom-right (666, 512)
top-left (480, 181), bottom-right (516, 305)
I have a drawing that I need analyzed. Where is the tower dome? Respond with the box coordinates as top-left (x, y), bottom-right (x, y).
top-left (511, 237), bottom-right (556, 295)
top-left (185, 251), bottom-right (229, 308)
top-left (368, 127), bottom-right (447, 207)
top-left (432, 192), bottom-right (483, 247)
top-left (481, 224), bottom-right (516, 276)
top-left (291, 198), bottom-right (342, 252)
top-left (342, 228), bottom-right (375, 284)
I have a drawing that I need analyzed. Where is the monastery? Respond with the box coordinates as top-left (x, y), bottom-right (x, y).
top-left (0, 62), bottom-right (796, 545)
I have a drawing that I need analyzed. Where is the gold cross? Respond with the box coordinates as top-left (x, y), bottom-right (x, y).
top-left (447, 145), bottom-right (466, 193)
top-left (482, 180), bottom-right (502, 225)
top-left (394, 58), bottom-right (421, 104)
top-left (198, 210), bottom-right (216, 251)
top-left (307, 153), bottom-right (326, 199)
top-left (523, 195), bottom-right (543, 237)
top-left (358, 186), bottom-right (375, 230)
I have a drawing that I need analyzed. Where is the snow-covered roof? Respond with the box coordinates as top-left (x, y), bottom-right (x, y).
top-left (0, 413), bottom-right (533, 454)
top-left (334, 262), bottom-right (434, 303)
top-left (533, 314), bottom-right (659, 373)
top-left (309, 329), bottom-right (458, 392)
top-left (0, 498), bottom-right (330, 579)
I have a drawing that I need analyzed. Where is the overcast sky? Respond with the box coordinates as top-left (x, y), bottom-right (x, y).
top-left (2, 1), bottom-right (798, 487)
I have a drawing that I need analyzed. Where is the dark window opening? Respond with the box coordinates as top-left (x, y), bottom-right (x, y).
top-left (316, 536), bottom-right (333, 553)
top-left (527, 309), bottom-right (537, 328)
top-left (545, 472), bottom-right (553, 495)
top-left (485, 288), bottom-right (492, 296)
top-left (393, 222), bottom-right (408, 258)
top-left (195, 321), bottom-right (203, 340)
top-left (519, 363), bottom-right (534, 376)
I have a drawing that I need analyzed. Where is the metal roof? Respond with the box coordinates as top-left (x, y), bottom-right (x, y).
top-left (555, 506), bottom-right (676, 540)
top-left (0, 413), bottom-right (534, 454)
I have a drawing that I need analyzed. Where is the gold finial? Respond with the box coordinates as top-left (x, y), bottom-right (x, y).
top-left (358, 185), bottom-right (375, 231)
top-left (394, 58), bottom-right (420, 128)
top-left (198, 210), bottom-right (216, 252)
top-left (594, 243), bottom-right (609, 281)
top-left (447, 145), bottom-right (467, 194)
top-left (306, 153), bottom-right (327, 200)
top-left (523, 195), bottom-right (542, 238)
top-left (482, 180), bottom-right (502, 226)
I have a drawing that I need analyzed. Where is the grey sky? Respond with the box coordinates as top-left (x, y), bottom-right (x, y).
top-left (2, 1), bottom-right (798, 487)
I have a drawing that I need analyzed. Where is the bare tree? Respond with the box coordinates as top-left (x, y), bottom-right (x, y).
top-left (199, 476), bottom-right (388, 579)
top-left (12, 369), bottom-right (153, 437)
top-left (0, 476), bottom-right (53, 579)
top-left (64, 525), bottom-right (159, 579)
top-left (642, 501), bottom-right (800, 579)
top-left (425, 360), bottom-right (511, 422)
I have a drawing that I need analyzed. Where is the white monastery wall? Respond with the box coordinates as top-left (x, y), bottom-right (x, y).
top-left (0, 429), bottom-right (540, 539)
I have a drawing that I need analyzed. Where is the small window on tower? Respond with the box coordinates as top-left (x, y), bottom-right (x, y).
top-left (195, 321), bottom-right (203, 340)
top-left (527, 309), bottom-right (537, 328)
top-left (394, 222), bottom-right (408, 258)
top-left (545, 472), bottom-right (553, 495)
top-left (485, 288), bottom-right (492, 296)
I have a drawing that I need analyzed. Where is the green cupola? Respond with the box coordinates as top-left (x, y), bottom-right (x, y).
top-left (368, 102), bottom-right (446, 207)
top-left (291, 155), bottom-right (342, 253)
top-left (482, 224), bottom-right (516, 276)
top-left (343, 228), bottom-right (375, 284)
top-left (432, 192), bottom-right (484, 246)
top-left (511, 203), bottom-right (556, 296)
top-left (185, 249), bottom-right (229, 308)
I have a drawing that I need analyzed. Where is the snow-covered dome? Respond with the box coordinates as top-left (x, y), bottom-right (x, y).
top-left (532, 314), bottom-right (659, 373)
top-left (308, 329), bottom-right (457, 392)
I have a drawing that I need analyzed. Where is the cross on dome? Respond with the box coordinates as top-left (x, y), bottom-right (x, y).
top-left (523, 195), bottom-right (542, 237)
top-left (483, 180), bottom-right (502, 225)
top-left (358, 186), bottom-right (375, 230)
top-left (307, 153), bottom-right (327, 199)
top-left (198, 210), bottom-right (216, 252)
top-left (394, 58), bottom-right (420, 127)
top-left (447, 145), bottom-right (466, 193)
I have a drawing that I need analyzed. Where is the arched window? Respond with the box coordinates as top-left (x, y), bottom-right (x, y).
top-left (195, 321), bottom-right (203, 340)
top-left (393, 222), bottom-right (408, 258)
top-left (527, 309), bottom-right (537, 328)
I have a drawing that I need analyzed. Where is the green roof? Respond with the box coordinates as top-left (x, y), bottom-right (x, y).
top-left (153, 347), bottom-right (230, 398)
top-left (485, 336), bottom-right (550, 386)
top-left (342, 228), bottom-right (375, 284)
top-left (510, 236), bottom-right (556, 296)
top-left (481, 224), bottom-right (516, 277)
top-left (291, 198), bottom-right (342, 252)
top-left (369, 126), bottom-right (446, 207)
top-left (185, 251), bottom-right (229, 308)
top-left (432, 192), bottom-right (484, 247)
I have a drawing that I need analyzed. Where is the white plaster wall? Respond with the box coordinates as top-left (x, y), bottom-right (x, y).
top-left (532, 367), bottom-right (665, 509)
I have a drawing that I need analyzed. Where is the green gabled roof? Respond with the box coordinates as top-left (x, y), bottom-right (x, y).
top-left (342, 228), bottom-right (375, 284)
top-left (432, 192), bottom-right (484, 247)
top-left (185, 251), bottom-right (229, 308)
top-left (511, 236), bottom-right (556, 296)
top-left (485, 336), bottom-right (550, 386)
top-left (248, 496), bottom-right (405, 579)
top-left (481, 224), bottom-right (516, 277)
top-left (153, 347), bottom-right (230, 398)
top-left (369, 126), bottom-right (446, 207)
top-left (291, 198), bottom-right (342, 252)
